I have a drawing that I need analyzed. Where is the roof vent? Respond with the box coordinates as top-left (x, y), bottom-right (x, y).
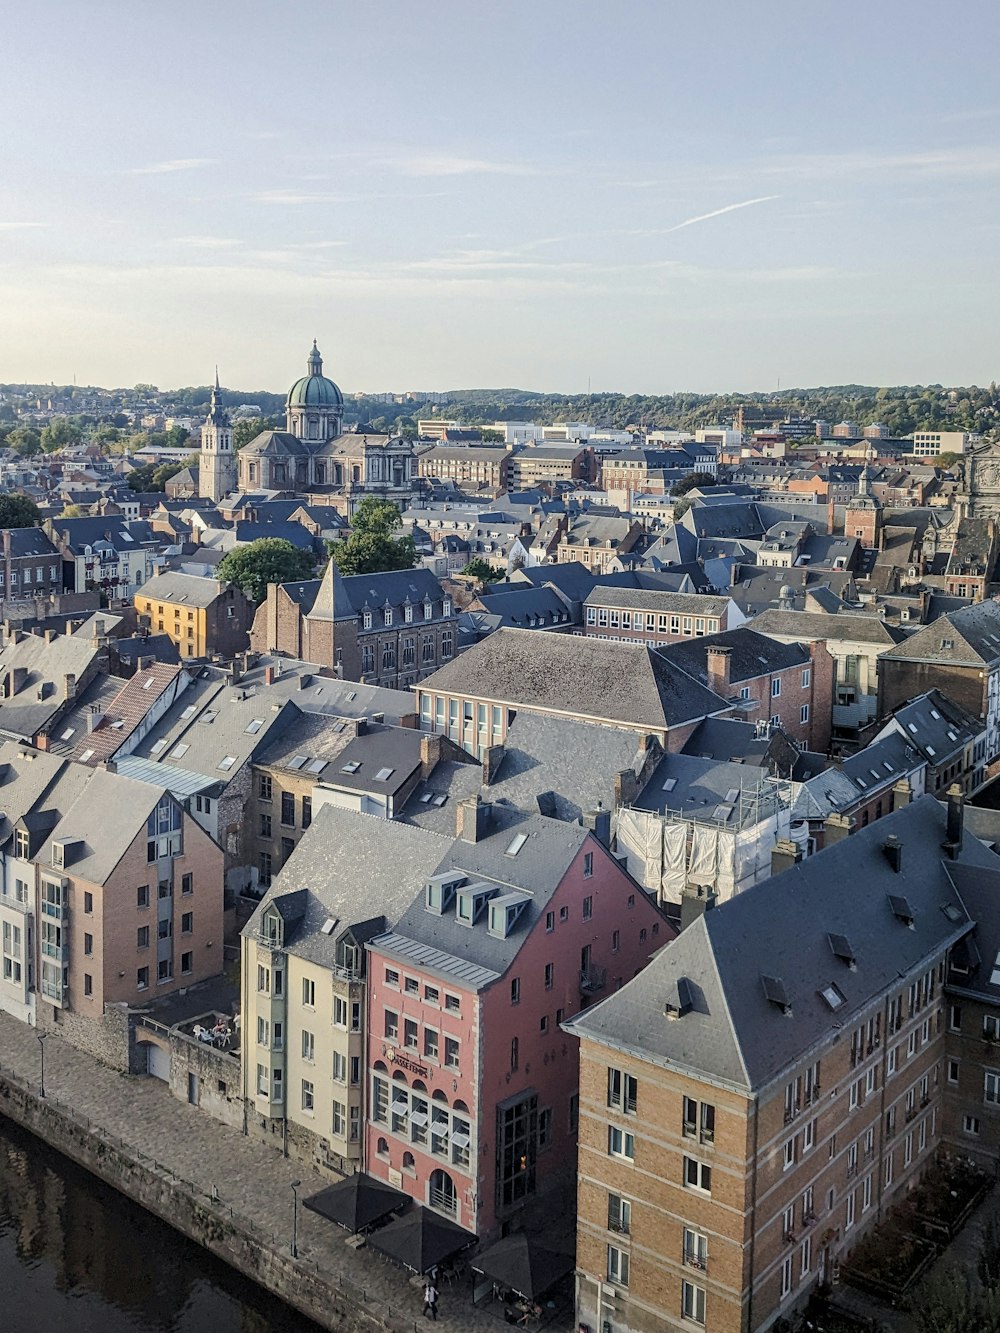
top-left (761, 974), bottom-right (792, 1016)
top-left (828, 933), bottom-right (856, 969)
top-left (664, 976), bottom-right (694, 1019)
top-left (888, 892), bottom-right (915, 927)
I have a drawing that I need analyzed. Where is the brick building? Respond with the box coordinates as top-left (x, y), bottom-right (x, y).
top-left (556, 516), bottom-right (644, 574)
top-left (0, 527), bottom-right (62, 606)
top-left (566, 793), bottom-right (1000, 1333)
top-left (135, 570), bottom-right (256, 661)
top-left (584, 588), bottom-right (745, 645)
top-left (250, 561), bottom-right (457, 690)
top-left (659, 628), bottom-right (835, 753)
top-left (415, 444), bottom-right (513, 493)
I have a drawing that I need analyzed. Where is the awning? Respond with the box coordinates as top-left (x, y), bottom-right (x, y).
top-left (367, 1204), bottom-right (477, 1274)
top-left (302, 1172), bottom-right (410, 1234)
top-left (472, 1232), bottom-right (575, 1300)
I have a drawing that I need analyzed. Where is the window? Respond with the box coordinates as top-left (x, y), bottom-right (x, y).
top-left (607, 1245), bottom-right (629, 1287)
top-left (845, 1190), bottom-right (856, 1231)
top-left (609, 1068), bottom-right (638, 1115)
top-left (683, 1157), bottom-right (711, 1193)
top-left (424, 1028), bottom-right (439, 1059)
top-left (302, 977), bottom-right (315, 1007)
top-left (681, 1280), bottom-right (706, 1324)
top-left (608, 1192), bottom-right (631, 1235)
top-left (780, 1255), bottom-right (793, 1298)
top-left (301, 1030), bottom-right (315, 1062)
top-left (510, 1037), bottom-right (519, 1071)
top-left (302, 796), bottom-right (311, 830)
top-left (83, 891), bottom-right (93, 914)
top-left (583, 852), bottom-right (593, 879)
top-left (559, 905), bottom-right (569, 922)
top-left (444, 1036), bottom-right (460, 1069)
top-left (333, 996), bottom-right (348, 1028)
top-left (137, 884), bottom-right (149, 909)
top-left (137, 925), bottom-right (149, 949)
top-left (510, 977), bottom-right (521, 1005)
top-left (258, 774), bottom-right (272, 801)
top-left (281, 792), bottom-right (295, 826)
top-left (771, 678), bottom-right (782, 698)
top-left (82, 931), bottom-right (93, 956)
top-left (609, 1126), bottom-right (635, 1161)
top-left (965, 1115), bottom-right (981, 1136)
top-left (332, 1100), bottom-right (346, 1137)
top-left (985, 1070), bottom-right (1000, 1105)
top-left (545, 911), bottom-right (554, 933)
top-left (544, 962), bottom-right (554, 990)
top-left (181, 873), bottom-right (193, 896)
top-left (682, 1097), bottom-right (714, 1142)
top-left (404, 1018), bottom-right (418, 1049)
top-left (301, 1080), bottom-right (314, 1113)
top-left (181, 911), bottom-right (193, 934)
top-left (801, 667), bottom-right (811, 687)
top-left (784, 1137), bottom-right (797, 1171)
top-left (800, 704), bottom-right (809, 724)
top-left (583, 895), bottom-right (593, 921)
top-left (384, 1010), bottom-right (399, 1040)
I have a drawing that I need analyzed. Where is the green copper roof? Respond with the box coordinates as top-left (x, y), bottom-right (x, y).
top-left (287, 340), bottom-right (343, 409)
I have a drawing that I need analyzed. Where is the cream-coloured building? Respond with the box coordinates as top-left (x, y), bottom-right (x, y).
top-left (240, 805), bottom-right (451, 1173)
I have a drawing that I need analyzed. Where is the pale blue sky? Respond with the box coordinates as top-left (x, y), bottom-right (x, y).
top-left (2, 0), bottom-right (999, 394)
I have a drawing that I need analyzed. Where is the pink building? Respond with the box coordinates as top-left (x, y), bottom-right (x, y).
top-left (365, 796), bottom-right (672, 1240)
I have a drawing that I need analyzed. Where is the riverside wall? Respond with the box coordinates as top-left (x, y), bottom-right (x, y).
top-left (0, 1064), bottom-right (404, 1333)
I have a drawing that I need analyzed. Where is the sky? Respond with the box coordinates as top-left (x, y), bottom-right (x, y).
top-left (2, 0), bottom-right (1000, 396)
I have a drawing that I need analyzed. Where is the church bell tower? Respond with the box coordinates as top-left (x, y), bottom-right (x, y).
top-left (199, 369), bottom-right (235, 502)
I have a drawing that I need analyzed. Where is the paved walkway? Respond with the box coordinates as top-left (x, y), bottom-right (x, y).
top-left (0, 1014), bottom-right (572, 1333)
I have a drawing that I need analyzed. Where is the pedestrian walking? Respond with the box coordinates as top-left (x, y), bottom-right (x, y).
top-left (422, 1279), bottom-right (439, 1320)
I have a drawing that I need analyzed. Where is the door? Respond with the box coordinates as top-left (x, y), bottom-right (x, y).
top-left (146, 1042), bottom-right (170, 1082)
top-left (187, 1072), bottom-right (199, 1106)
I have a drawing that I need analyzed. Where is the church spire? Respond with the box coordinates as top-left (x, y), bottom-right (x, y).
top-left (207, 368), bottom-right (229, 426)
top-left (307, 340), bottom-right (323, 377)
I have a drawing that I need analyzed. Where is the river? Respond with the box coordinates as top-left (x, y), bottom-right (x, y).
top-left (0, 1116), bottom-right (322, 1333)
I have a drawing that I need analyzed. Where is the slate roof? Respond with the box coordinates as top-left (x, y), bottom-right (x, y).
top-left (0, 633), bottom-right (102, 741)
top-left (305, 564), bottom-right (448, 622)
top-left (3, 528), bottom-right (59, 557)
top-left (137, 570), bottom-right (233, 609)
top-left (567, 796), bottom-right (1000, 1093)
top-left (881, 689), bottom-right (983, 763)
top-left (750, 609), bottom-right (905, 647)
top-left (635, 753), bottom-right (782, 828)
top-left (800, 732), bottom-right (923, 817)
top-left (658, 627), bottom-right (809, 685)
top-left (583, 586), bottom-right (733, 617)
top-left (242, 805), bottom-right (453, 968)
top-left (418, 627), bottom-right (730, 732)
top-left (36, 767), bottom-right (171, 886)
top-left (880, 598), bottom-right (1000, 668)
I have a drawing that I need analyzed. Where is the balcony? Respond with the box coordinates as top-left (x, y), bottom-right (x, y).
top-left (41, 941), bottom-right (68, 962)
top-left (682, 1248), bottom-right (707, 1272)
top-left (580, 965), bottom-right (607, 995)
top-left (429, 1186), bottom-right (457, 1217)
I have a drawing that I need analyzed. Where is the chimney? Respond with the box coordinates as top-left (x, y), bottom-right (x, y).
top-left (87, 707), bottom-right (105, 733)
top-left (583, 803), bottom-right (612, 847)
top-left (264, 665), bottom-right (276, 686)
top-left (420, 731), bottom-right (442, 779)
top-left (481, 743), bottom-right (505, 786)
top-left (706, 646), bottom-right (732, 695)
top-left (680, 882), bottom-right (716, 932)
top-left (944, 782), bottom-right (964, 860)
top-left (823, 811), bottom-right (853, 845)
top-left (44, 629), bottom-right (57, 645)
top-left (883, 834), bottom-right (903, 873)
top-left (93, 617), bottom-right (105, 640)
top-left (770, 838), bottom-right (802, 877)
top-left (891, 776), bottom-right (912, 812)
top-left (456, 793), bottom-right (491, 843)
top-left (63, 672), bottom-right (77, 701)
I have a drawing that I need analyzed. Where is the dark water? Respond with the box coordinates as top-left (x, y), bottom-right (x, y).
top-left (0, 1117), bottom-right (322, 1333)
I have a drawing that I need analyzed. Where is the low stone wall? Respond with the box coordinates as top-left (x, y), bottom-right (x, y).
top-left (0, 1066), bottom-right (397, 1333)
top-left (38, 1000), bottom-right (136, 1072)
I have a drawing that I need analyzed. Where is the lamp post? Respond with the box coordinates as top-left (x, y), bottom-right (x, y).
top-left (37, 1032), bottom-right (48, 1099)
top-left (289, 1179), bottom-right (301, 1258)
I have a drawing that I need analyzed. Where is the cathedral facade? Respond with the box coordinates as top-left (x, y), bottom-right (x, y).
top-left (233, 342), bottom-right (416, 513)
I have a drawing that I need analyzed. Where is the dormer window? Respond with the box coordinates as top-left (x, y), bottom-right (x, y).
top-left (424, 601), bottom-right (433, 620)
top-left (404, 604), bottom-right (413, 623)
top-left (363, 610), bottom-right (372, 630)
top-left (14, 830), bottom-right (29, 859)
top-left (442, 598), bottom-right (452, 617)
top-left (262, 910), bottom-right (282, 947)
top-left (384, 607), bottom-right (393, 627)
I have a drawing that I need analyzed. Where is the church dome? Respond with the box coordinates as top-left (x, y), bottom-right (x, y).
top-left (287, 340), bottom-right (343, 410)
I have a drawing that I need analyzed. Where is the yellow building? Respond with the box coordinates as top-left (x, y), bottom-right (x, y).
top-left (135, 570), bottom-right (254, 660)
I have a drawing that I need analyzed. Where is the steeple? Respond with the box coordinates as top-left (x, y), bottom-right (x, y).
top-left (307, 340), bottom-right (323, 377)
top-left (207, 367), bottom-right (230, 426)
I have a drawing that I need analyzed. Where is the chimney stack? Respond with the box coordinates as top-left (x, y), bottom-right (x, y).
top-left (264, 665), bottom-right (276, 686)
top-left (680, 882), bottom-right (717, 932)
top-left (944, 782), bottom-right (964, 859)
top-left (706, 646), bottom-right (732, 695)
top-left (481, 744), bottom-right (505, 786)
top-left (420, 731), bottom-right (442, 779)
top-left (456, 794), bottom-right (491, 843)
top-left (891, 776), bottom-right (912, 812)
top-left (583, 803), bottom-right (612, 848)
top-left (63, 672), bottom-right (77, 701)
top-left (823, 811), bottom-right (853, 846)
top-left (770, 838), bottom-right (803, 878)
top-left (883, 834), bottom-right (903, 874)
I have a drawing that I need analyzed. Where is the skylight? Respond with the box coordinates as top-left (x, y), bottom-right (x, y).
top-left (761, 974), bottom-right (791, 1013)
top-left (662, 777), bottom-right (678, 792)
top-left (375, 767), bottom-right (395, 782)
top-left (930, 709), bottom-right (941, 720)
top-left (142, 677), bottom-right (155, 690)
top-left (926, 746), bottom-right (936, 756)
top-left (341, 761), bottom-right (361, 774)
top-left (218, 755), bottom-right (237, 771)
top-left (307, 758), bottom-right (325, 774)
top-left (420, 792), bottom-right (434, 803)
top-left (79, 748), bottom-right (94, 763)
top-left (180, 705), bottom-right (196, 719)
top-left (244, 719), bottom-right (264, 734)
top-left (60, 728), bottom-right (74, 741)
top-left (505, 833), bottom-right (529, 858)
top-left (432, 794), bottom-right (447, 807)
top-left (287, 755), bottom-right (307, 771)
top-left (320, 918), bottom-right (337, 936)
top-left (725, 788), bottom-right (739, 803)
top-left (171, 743), bottom-right (189, 759)
top-left (820, 983), bottom-right (846, 1011)
top-left (907, 723), bottom-right (918, 734)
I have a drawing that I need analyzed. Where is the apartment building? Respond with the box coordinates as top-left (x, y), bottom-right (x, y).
top-left (365, 796), bottom-right (670, 1240)
top-left (583, 588), bottom-right (745, 645)
top-left (508, 445), bottom-right (594, 490)
top-left (556, 517), bottom-right (644, 574)
top-left (135, 570), bottom-right (255, 661)
top-left (46, 516), bottom-right (163, 600)
top-left (241, 808), bottom-right (451, 1172)
top-left (416, 445), bottom-right (513, 493)
top-left (566, 793), bottom-right (997, 1333)
top-left (0, 527), bottom-right (62, 605)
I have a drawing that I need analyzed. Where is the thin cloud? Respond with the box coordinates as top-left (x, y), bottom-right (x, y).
top-left (0, 221), bottom-right (47, 230)
top-left (390, 153), bottom-right (538, 177)
top-left (170, 236), bottom-right (243, 248)
top-left (660, 195), bottom-right (780, 234)
top-left (128, 158), bottom-right (216, 175)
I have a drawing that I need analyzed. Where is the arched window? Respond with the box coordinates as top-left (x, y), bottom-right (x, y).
top-left (377, 1136), bottom-right (389, 1155)
top-left (403, 1151), bottom-right (415, 1170)
top-left (429, 1168), bottom-right (457, 1217)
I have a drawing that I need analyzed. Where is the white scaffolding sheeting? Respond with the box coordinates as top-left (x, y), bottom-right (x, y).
top-left (662, 823), bottom-right (687, 896)
top-left (688, 825), bottom-right (719, 883)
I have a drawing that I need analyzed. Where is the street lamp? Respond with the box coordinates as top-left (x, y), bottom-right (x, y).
top-left (37, 1032), bottom-right (48, 1099)
top-left (289, 1179), bottom-right (301, 1258)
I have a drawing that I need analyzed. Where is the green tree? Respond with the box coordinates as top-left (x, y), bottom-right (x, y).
top-left (480, 428), bottom-right (506, 443)
top-left (670, 471), bottom-right (718, 497)
top-left (327, 498), bottom-right (418, 576)
top-left (930, 452), bottom-right (960, 470)
top-left (672, 497), bottom-right (694, 521)
top-left (6, 426), bottom-right (41, 455)
top-left (39, 416), bottom-right (82, 452)
top-left (59, 504), bottom-right (86, 518)
top-left (217, 538), bottom-right (317, 603)
top-left (0, 494), bottom-right (42, 528)
top-left (462, 557), bottom-right (504, 582)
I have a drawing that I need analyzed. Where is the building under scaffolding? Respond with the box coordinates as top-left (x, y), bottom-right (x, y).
top-left (612, 753), bottom-right (804, 904)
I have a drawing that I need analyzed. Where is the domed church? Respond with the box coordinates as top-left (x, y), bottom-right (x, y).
top-left (228, 341), bottom-right (415, 514)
